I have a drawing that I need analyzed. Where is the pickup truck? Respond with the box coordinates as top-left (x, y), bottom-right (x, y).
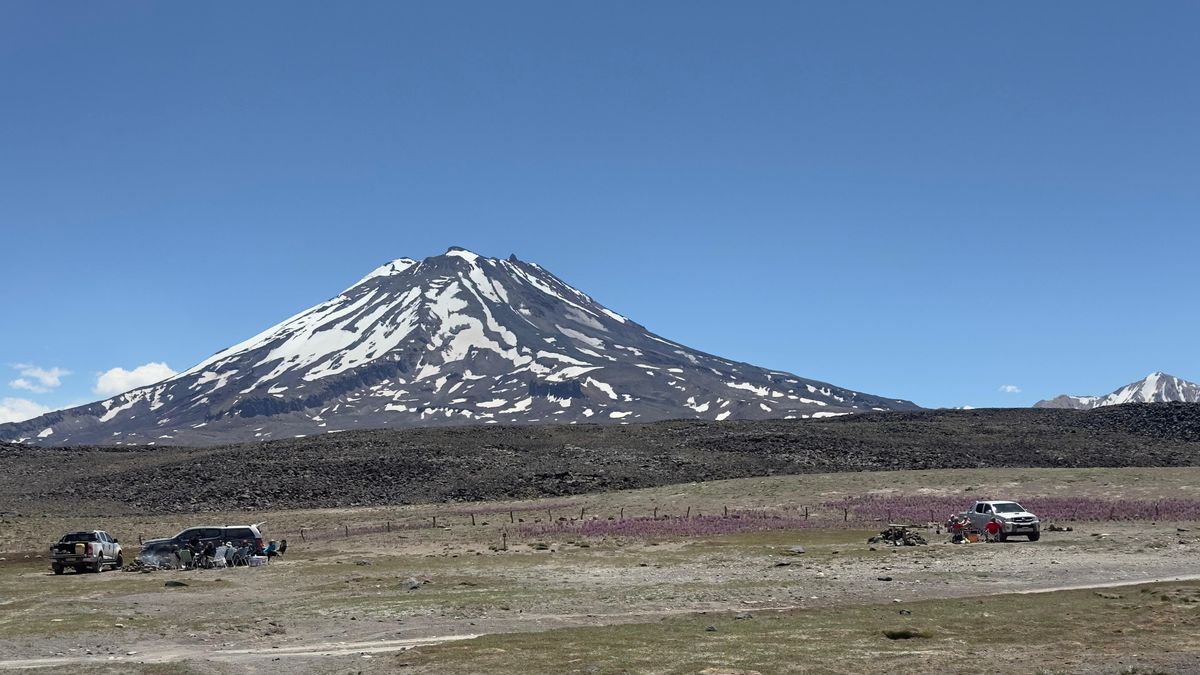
top-left (50, 530), bottom-right (123, 574)
top-left (962, 500), bottom-right (1041, 541)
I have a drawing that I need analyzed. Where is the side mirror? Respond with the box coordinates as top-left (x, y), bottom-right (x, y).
top-left (113, 538), bottom-right (119, 543)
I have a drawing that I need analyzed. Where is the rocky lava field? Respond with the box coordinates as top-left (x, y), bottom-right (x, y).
top-left (1, 403), bottom-right (1197, 516)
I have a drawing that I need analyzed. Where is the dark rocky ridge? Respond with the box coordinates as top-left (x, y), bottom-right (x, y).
top-left (2, 404), bottom-right (1197, 516)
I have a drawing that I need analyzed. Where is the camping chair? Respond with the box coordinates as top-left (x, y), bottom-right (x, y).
top-left (178, 548), bottom-right (194, 569)
top-left (211, 546), bottom-right (228, 568)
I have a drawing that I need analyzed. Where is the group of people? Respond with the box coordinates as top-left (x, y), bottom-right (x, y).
top-left (945, 514), bottom-right (1004, 543)
top-left (172, 538), bottom-right (287, 569)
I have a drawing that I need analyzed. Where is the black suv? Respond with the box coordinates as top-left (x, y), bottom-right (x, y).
top-left (139, 523), bottom-right (265, 560)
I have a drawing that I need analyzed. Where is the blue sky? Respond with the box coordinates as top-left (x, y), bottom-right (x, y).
top-left (2, 2), bottom-right (1197, 421)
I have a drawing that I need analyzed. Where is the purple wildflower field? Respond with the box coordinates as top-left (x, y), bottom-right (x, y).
top-left (828, 494), bottom-right (1200, 523)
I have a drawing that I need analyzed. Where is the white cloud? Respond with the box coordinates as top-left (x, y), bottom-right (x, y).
top-left (999, 384), bottom-right (1022, 394)
top-left (0, 397), bottom-right (52, 424)
top-left (94, 362), bottom-right (178, 397)
top-left (8, 364), bottom-right (70, 394)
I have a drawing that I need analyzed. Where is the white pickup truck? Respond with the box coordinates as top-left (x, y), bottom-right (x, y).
top-left (962, 500), bottom-right (1041, 541)
top-left (50, 530), bottom-right (123, 574)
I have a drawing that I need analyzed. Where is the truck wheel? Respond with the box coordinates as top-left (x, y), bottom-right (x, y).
top-left (1028, 531), bottom-right (1040, 542)
top-left (996, 532), bottom-right (1007, 542)
top-left (92, 556), bottom-right (104, 573)
top-left (115, 554), bottom-right (124, 569)
top-left (52, 564), bottom-right (64, 575)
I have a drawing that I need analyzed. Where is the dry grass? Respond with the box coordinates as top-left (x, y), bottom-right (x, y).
top-left (395, 581), bottom-right (1200, 674)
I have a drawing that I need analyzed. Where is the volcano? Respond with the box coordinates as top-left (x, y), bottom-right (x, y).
top-left (2, 248), bottom-right (919, 446)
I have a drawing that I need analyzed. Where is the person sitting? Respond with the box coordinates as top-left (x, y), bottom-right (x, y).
top-left (212, 543), bottom-right (228, 568)
top-left (984, 518), bottom-right (1003, 543)
top-left (223, 542), bottom-right (236, 567)
top-left (232, 542), bottom-right (250, 567)
top-left (264, 540), bottom-right (278, 561)
top-left (948, 515), bottom-right (966, 544)
top-left (201, 541), bottom-right (217, 568)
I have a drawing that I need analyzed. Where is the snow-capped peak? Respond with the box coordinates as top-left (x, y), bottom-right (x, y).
top-left (444, 246), bottom-right (481, 263)
top-left (1034, 372), bottom-right (1200, 410)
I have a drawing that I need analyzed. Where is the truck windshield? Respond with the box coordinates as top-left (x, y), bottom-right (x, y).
top-left (60, 532), bottom-right (98, 542)
top-left (993, 503), bottom-right (1024, 513)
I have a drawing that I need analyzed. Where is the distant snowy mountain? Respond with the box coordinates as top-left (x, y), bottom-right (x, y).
top-left (1, 248), bottom-right (918, 446)
top-left (1034, 372), bottom-right (1200, 410)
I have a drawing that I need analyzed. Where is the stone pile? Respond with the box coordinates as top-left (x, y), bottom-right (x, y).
top-left (868, 526), bottom-right (928, 546)
top-left (122, 559), bottom-right (174, 573)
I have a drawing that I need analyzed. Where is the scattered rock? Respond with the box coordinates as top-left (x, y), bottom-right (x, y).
top-left (704, 625), bottom-right (718, 632)
top-left (877, 576), bottom-right (893, 582)
top-left (354, 560), bottom-right (372, 566)
top-left (734, 612), bottom-right (753, 620)
top-left (402, 577), bottom-right (421, 591)
top-left (786, 546), bottom-right (806, 555)
top-left (164, 581), bottom-right (188, 588)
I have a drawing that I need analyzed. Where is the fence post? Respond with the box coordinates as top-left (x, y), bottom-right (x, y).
top-left (547, 509), bottom-right (553, 521)
top-left (843, 507), bottom-right (848, 522)
top-left (804, 506), bottom-right (809, 521)
top-left (686, 506), bottom-right (691, 519)
top-left (432, 515), bottom-right (437, 527)
top-left (510, 510), bottom-right (514, 523)
top-left (1155, 502), bottom-right (1160, 519)
top-left (387, 521), bottom-right (391, 533)
top-left (580, 506), bottom-right (586, 520)
top-left (501, 531), bottom-right (507, 551)
top-left (724, 505), bottom-right (728, 517)
top-left (138, 534), bottom-right (143, 545)
top-left (620, 507), bottom-right (624, 521)
top-left (471, 514), bottom-right (476, 526)
top-left (300, 528), bottom-right (305, 542)
top-left (653, 506), bottom-right (658, 519)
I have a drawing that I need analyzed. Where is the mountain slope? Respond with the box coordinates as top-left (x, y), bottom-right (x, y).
top-left (1, 248), bottom-right (918, 446)
top-left (1034, 372), bottom-right (1200, 410)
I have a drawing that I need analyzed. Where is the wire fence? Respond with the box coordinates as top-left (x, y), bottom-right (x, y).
top-left (245, 495), bottom-right (1200, 545)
